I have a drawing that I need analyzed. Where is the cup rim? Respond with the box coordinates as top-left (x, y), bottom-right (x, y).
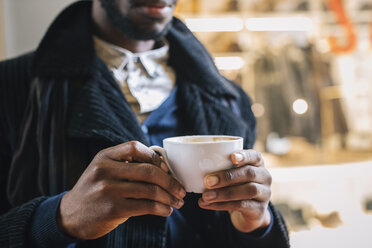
top-left (163, 135), bottom-right (243, 144)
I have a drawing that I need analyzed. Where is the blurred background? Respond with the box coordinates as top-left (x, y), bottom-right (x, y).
top-left (1, 0), bottom-right (372, 247)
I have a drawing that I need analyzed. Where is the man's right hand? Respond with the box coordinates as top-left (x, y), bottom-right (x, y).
top-left (58, 141), bottom-right (186, 240)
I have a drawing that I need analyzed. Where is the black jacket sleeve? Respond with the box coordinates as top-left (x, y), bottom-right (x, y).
top-left (0, 197), bottom-right (48, 248)
top-left (0, 122), bottom-right (49, 248)
top-left (223, 203), bottom-right (289, 248)
top-left (0, 53), bottom-right (47, 248)
top-left (265, 202), bottom-right (291, 247)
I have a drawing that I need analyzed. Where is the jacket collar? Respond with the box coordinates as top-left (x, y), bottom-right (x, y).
top-left (32, 1), bottom-right (96, 79)
top-left (32, 1), bottom-right (239, 98)
top-left (167, 18), bottom-right (239, 98)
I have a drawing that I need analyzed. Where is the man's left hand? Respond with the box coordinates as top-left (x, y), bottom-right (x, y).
top-left (198, 150), bottom-right (272, 233)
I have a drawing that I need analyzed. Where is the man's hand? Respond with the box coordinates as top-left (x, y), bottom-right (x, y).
top-left (199, 150), bottom-right (272, 233)
top-left (58, 141), bottom-right (186, 240)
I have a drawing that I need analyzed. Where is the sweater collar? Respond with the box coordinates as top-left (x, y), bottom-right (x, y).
top-left (32, 1), bottom-right (238, 98)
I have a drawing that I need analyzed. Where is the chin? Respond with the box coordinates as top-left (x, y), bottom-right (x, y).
top-left (126, 19), bottom-right (173, 41)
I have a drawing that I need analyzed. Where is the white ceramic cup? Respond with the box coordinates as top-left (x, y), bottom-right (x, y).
top-left (150, 135), bottom-right (243, 193)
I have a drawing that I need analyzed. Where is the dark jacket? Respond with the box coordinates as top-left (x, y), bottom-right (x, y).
top-left (0, 1), bottom-right (289, 247)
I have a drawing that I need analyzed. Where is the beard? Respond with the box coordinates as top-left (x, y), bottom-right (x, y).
top-left (99, 0), bottom-right (175, 41)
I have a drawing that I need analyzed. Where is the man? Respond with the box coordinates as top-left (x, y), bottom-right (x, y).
top-left (0, 0), bottom-right (290, 247)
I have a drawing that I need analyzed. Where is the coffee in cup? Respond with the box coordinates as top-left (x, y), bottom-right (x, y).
top-left (150, 135), bottom-right (243, 193)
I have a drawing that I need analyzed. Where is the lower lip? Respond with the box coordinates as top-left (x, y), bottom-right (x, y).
top-left (135, 5), bottom-right (172, 18)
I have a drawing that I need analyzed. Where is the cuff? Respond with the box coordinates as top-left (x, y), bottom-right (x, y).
top-left (230, 207), bottom-right (274, 243)
top-left (29, 191), bottom-right (79, 248)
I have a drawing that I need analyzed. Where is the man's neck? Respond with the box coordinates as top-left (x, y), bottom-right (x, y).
top-left (92, 1), bottom-right (155, 53)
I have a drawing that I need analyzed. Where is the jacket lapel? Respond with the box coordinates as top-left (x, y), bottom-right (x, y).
top-left (67, 58), bottom-right (149, 145)
top-left (167, 18), bottom-right (251, 142)
top-left (176, 79), bottom-right (251, 140)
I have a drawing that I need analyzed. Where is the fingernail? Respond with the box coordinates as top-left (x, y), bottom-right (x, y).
top-left (173, 199), bottom-right (184, 208)
top-left (206, 176), bottom-right (219, 187)
top-left (177, 199), bottom-right (184, 208)
top-left (203, 191), bottom-right (217, 201)
top-left (179, 188), bottom-right (186, 198)
top-left (232, 153), bottom-right (244, 163)
top-left (199, 198), bottom-right (210, 206)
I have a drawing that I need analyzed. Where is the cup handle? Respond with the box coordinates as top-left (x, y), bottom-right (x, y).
top-left (150, 146), bottom-right (181, 183)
